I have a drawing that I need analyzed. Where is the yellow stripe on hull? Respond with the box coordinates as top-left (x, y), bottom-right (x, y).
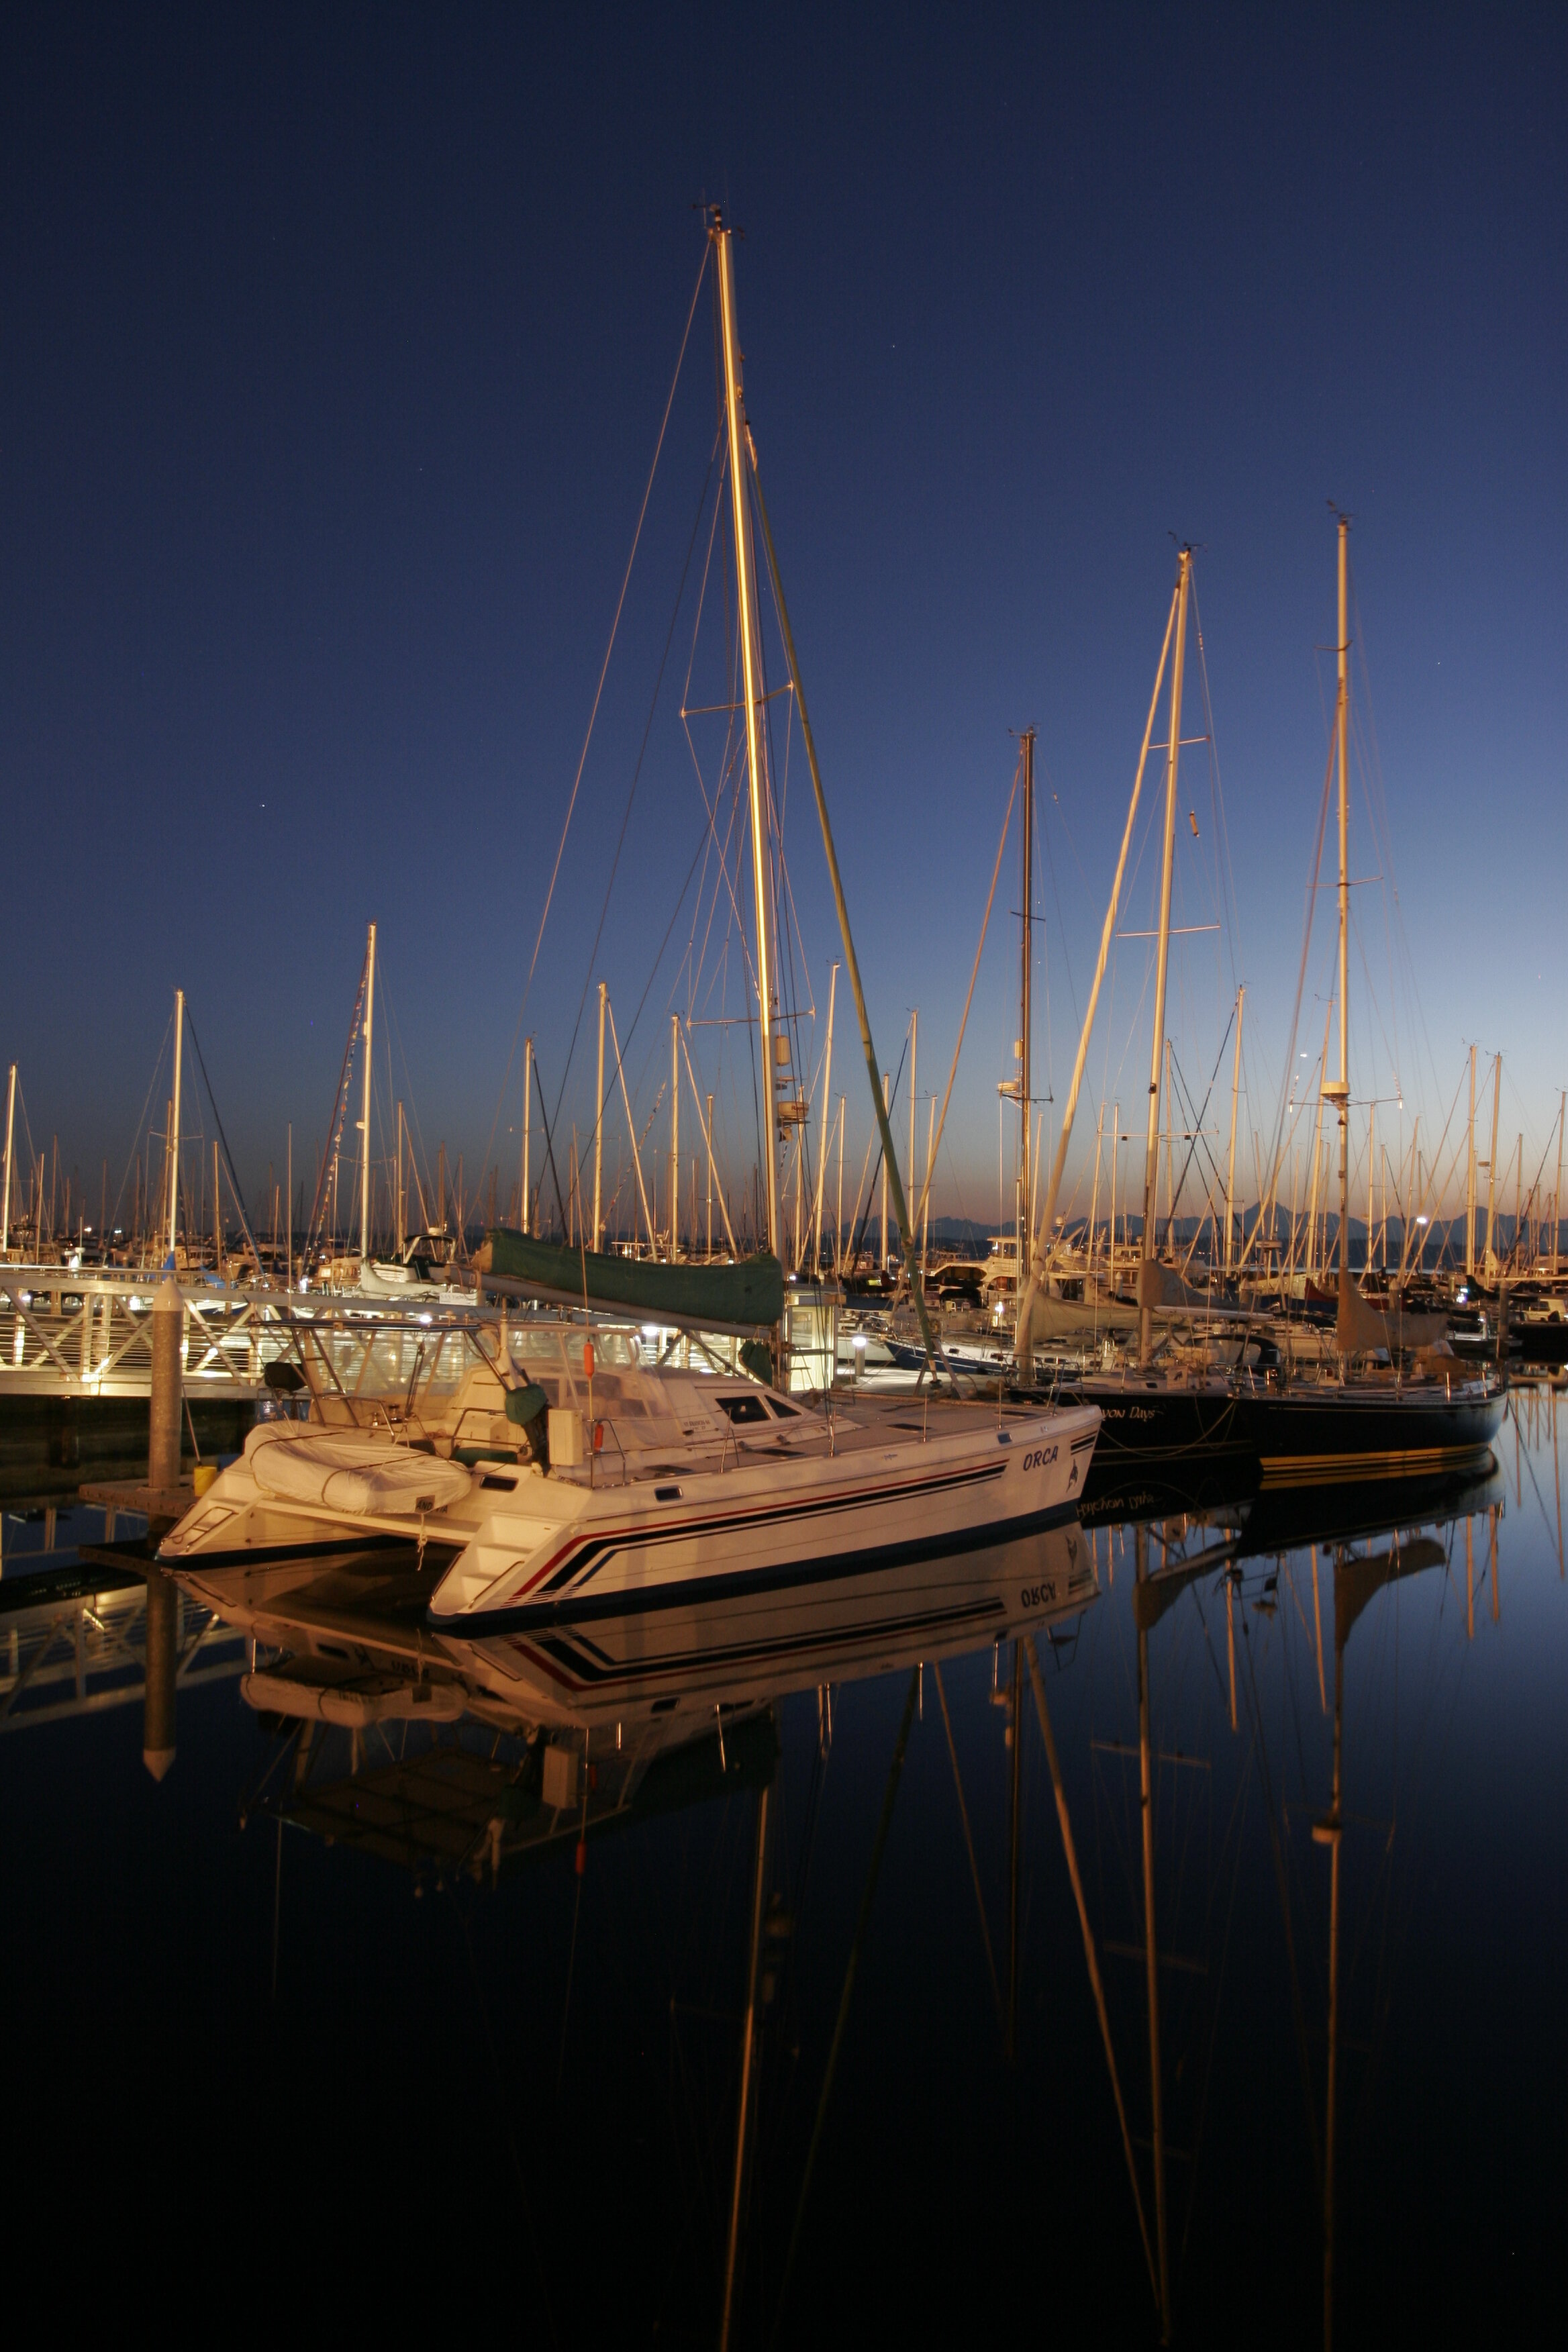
top-left (1258, 1441), bottom-right (1495, 1489)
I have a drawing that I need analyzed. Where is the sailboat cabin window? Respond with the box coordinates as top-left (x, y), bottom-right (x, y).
top-left (716, 1393), bottom-right (769, 1424)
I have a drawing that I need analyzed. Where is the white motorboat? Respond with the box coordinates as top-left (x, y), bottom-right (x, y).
top-left (159, 1315), bottom-right (1099, 1624)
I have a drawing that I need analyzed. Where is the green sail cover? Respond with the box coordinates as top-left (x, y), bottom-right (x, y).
top-left (482, 1228), bottom-right (784, 1332)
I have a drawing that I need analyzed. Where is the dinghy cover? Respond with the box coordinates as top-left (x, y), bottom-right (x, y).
top-left (245, 1424), bottom-right (473, 1516)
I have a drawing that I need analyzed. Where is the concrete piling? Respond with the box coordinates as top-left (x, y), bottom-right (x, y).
top-left (148, 1275), bottom-right (183, 1497)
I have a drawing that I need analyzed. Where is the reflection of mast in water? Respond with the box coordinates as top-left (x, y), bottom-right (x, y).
top-left (1313, 1527), bottom-right (1447, 2352)
top-left (719, 1773), bottom-right (772, 2352)
top-left (1134, 1524), bottom-right (1171, 2338)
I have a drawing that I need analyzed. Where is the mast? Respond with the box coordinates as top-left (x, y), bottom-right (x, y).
top-left (1365, 1101), bottom-right (1375, 1283)
top-left (395, 1101), bottom-right (405, 1254)
top-left (1330, 516), bottom-right (1351, 1312)
top-left (1224, 987), bottom-right (1244, 1274)
top-left (522, 1038), bottom-right (532, 1238)
top-left (1484, 1052), bottom-right (1502, 1271)
top-left (712, 213), bottom-right (781, 1263)
top-left (1110, 1106), bottom-right (1119, 1282)
top-left (1316, 517), bottom-right (1354, 1345)
top-left (1, 1063), bottom-right (14, 1256)
top-left (1138, 549), bottom-right (1192, 1364)
top-left (1018, 567), bottom-right (1182, 1370)
top-left (880, 1073), bottom-right (891, 1269)
top-left (812, 963), bottom-right (838, 1273)
top-left (167, 987), bottom-right (185, 1259)
top-left (669, 1014), bottom-right (681, 1261)
top-left (1555, 1091), bottom-right (1565, 1279)
top-left (593, 986), bottom-right (606, 1251)
top-left (909, 1009), bottom-right (919, 1274)
top-left (1019, 729), bottom-right (1034, 1269)
top-left (1465, 1044), bottom-right (1477, 1278)
top-left (1088, 1104), bottom-right (1104, 1279)
top-left (358, 922), bottom-right (376, 1267)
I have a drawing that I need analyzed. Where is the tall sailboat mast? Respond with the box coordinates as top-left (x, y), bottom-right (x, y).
top-left (1, 1063), bottom-right (15, 1256)
top-left (359, 920), bottom-right (377, 1269)
top-left (1138, 548), bottom-right (1192, 1363)
top-left (1018, 729), bottom-right (1034, 1270)
top-left (1328, 518), bottom-right (1352, 1310)
top-left (1016, 561), bottom-right (1182, 1377)
top-left (713, 214), bottom-right (782, 1263)
top-left (167, 987), bottom-right (185, 1259)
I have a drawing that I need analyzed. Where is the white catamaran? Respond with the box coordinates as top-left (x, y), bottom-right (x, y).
top-left (160, 212), bottom-right (1099, 1604)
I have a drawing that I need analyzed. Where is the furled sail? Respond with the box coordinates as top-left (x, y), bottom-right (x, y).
top-left (1334, 1271), bottom-right (1449, 1355)
top-left (479, 1228), bottom-right (784, 1334)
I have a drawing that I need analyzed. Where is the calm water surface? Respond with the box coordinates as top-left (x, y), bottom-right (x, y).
top-left (3, 1391), bottom-right (1565, 2345)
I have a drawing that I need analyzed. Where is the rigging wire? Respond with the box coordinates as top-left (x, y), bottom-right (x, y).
top-left (487, 240), bottom-right (711, 1162)
top-left (539, 426), bottom-right (724, 1166)
top-left (103, 1007), bottom-right (175, 1244)
top-left (183, 1007), bottom-right (264, 1271)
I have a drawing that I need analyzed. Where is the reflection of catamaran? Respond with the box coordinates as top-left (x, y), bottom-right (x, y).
top-left (168, 1522), bottom-right (1097, 1858)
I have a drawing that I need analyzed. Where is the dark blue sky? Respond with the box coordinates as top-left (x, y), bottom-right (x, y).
top-left (2, 7), bottom-right (1563, 1236)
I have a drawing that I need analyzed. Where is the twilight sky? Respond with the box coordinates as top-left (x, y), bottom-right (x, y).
top-left (1, 7), bottom-right (1563, 1240)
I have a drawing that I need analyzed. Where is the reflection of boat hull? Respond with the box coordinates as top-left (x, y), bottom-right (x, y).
top-left (1516, 1318), bottom-right (1568, 1365)
top-left (458, 1523), bottom-right (1093, 1722)
top-left (1236, 1457), bottom-right (1505, 1557)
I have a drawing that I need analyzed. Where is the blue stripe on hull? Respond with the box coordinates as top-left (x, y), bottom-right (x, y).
top-left (433, 1496), bottom-right (1081, 1634)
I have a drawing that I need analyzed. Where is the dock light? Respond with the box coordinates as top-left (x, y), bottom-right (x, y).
top-left (852, 1332), bottom-right (867, 1351)
top-left (418, 1312), bottom-right (433, 1327)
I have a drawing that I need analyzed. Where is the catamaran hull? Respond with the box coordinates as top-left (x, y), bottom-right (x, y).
top-left (430, 1408), bottom-right (1101, 1628)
